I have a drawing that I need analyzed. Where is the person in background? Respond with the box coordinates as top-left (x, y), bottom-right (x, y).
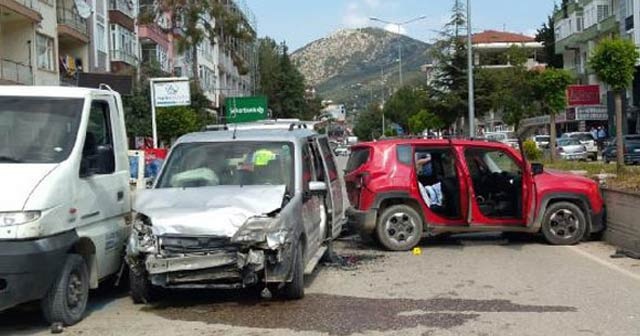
top-left (597, 126), bottom-right (607, 150)
top-left (590, 127), bottom-right (598, 140)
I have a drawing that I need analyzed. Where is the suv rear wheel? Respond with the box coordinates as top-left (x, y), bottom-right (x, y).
top-left (376, 205), bottom-right (423, 251)
top-left (541, 202), bottom-right (587, 245)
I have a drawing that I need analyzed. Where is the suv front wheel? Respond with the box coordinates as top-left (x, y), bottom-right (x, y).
top-left (541, 202), bottom-right (587, 245)
top-left (376, 205), bottom-right (423, 251)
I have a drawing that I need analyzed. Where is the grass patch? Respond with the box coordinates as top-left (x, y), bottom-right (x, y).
top-left (538, 160), bottom-right (640, 193)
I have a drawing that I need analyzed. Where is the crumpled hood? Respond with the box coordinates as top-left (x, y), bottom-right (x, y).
top-left (0, 164), bottom-right (58, 211)
top-left (134, 185), bottom-right (286, 237)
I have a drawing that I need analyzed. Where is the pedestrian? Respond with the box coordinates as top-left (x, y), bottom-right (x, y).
top-left (590, 127), bottom-right (597, 140)
top-left (597, 126), bottom-right (607, 150)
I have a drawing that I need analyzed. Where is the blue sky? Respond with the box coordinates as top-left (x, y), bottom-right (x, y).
top-left (246, 0), bottom-right (558, 51)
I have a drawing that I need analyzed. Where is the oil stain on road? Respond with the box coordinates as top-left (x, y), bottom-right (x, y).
top-left (147, 293), bottom-right (576, 335)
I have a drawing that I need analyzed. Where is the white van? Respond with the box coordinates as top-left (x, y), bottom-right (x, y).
top-left (0, 86), bottom-right (130, 326)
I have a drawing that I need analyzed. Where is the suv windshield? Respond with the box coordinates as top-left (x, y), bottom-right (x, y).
top-left (558, 138), bottom-right (580, 146)
top-left (157, 141), bottom-right (294, 190)
top-left (0, 96), bottom-right (83, 164)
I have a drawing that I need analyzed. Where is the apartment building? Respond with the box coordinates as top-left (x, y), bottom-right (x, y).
top-left (554, 0), bottom-right (640, 134)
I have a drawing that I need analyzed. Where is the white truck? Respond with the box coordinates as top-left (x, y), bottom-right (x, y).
top-left (0, 86), bottom-right (131, 326)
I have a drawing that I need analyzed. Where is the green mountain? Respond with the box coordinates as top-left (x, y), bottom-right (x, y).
top-left (292, 27), bottom-right (431, 112)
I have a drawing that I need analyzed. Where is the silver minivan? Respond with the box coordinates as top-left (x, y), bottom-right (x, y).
top-left (126, 124), bottom-right (345, 301)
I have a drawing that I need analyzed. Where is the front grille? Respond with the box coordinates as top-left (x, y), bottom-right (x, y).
top-left (160, 235), bottom-right (234, 253)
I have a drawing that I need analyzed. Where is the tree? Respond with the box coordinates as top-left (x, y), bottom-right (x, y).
top-left (383, 86), bottom-right (428, 131)
top-left (536, 15), bottom-right (564, 69)
top-left (408, 109), bottom-right (444, 135)
top-left (156, 106), bottom-right (200, 145)
top-left (354, 103), bottom-right (383, 141)
top-left (589, 38), bottom-right (639, 169)
top-left (532, 68), bottom-right (573, 161)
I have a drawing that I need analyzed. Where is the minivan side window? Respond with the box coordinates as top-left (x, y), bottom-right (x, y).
top-left (81, 101), bottom-right (115, 175)
top-left (318, 137), bottom-right (338, 181)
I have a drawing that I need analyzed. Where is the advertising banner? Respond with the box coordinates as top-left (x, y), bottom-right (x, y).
top-left (225, 96), bottom-right (268, 123)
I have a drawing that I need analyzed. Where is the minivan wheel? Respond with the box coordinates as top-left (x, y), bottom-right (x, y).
top-left (129, 267), bottom-right (159, 304)
top-left (376, 205), bottom-right (423, 251)
top-left (281, 242), bottom-right (305, 300)
top-left (541, 202), bottom-right (587, 245)
top-left (41, 254), bottom-right (89, 326)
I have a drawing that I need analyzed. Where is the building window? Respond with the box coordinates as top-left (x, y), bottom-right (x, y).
top-left (36, 33), bottom-right (55, 71)
top-left (96, 22), bottom-right (107, 52)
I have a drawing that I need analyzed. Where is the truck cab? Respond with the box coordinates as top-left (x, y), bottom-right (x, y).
top-left (0, 86), bottom-right (130, 326)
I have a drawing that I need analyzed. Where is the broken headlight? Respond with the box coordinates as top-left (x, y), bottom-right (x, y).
top-left (0, 211), bottom-right (40, 227)
top-left (232, 217), bottom-right (271, 244)
top-left (129, 215), bottom-right (158, 254)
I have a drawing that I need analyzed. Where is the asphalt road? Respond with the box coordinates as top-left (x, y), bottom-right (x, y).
top-left (2, 156), bottom-right (640, 336)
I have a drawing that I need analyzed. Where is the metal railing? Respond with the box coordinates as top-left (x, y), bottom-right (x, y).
top-left (56, 4), bottom-right (88, 35)
top-left (109, 0), bottom-right (136, 18)
top-left (12, 0), bottom-right (38, 10)
top-left (0, 59), bottom-right (33, 85)
top-left (110, 49), bottom-right (138, 65)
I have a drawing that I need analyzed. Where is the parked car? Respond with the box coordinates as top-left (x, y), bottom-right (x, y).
top-left (484, 131), bottom-right (519, 149)
top-left (602, 135), bottom-right (640, 165)
top-left (533, 135), bottom-right (550, 149)
top-left (127, 125), bottom-right (345, 302)
top-left (334, 145), bottom-right (350, 156)
top-left (345, 139), bottom-right (605, 251)
top-left (556, 138), bottom-right (588, 161)
top-left (0, 86), bottom-right (131, 325)
top-left (561, 132), bottom-right (598, 160)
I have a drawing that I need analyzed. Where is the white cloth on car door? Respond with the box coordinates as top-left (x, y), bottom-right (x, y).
top-left (419, 182), bottom-right (443, 208)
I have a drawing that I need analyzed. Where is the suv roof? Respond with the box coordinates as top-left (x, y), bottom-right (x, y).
top-left (353, 138), bottom-right (516, 150)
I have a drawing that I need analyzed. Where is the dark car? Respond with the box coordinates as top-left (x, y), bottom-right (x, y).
top-left (602, 135), bottom-right (640, 164)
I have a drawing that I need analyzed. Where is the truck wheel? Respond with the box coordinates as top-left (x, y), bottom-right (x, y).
top-left (541, 202), bottom-right (587, 245)
top-left (129, 267), bottom-right (159, 304)
top-left (281, 242), bottom-right (305, 300)
top-left (376, 205), bottom-right (423, 251)
top-left (41, 254), bottom-right (89, 326)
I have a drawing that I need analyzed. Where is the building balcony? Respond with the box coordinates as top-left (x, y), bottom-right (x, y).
top-left (139, 24), bottom-right (170, 47)
top-left (110, 49), bottom-right (138, 66)
top-left (0, 0), bottom-right (42, 22)
top-left (0, 58), bottom-right (33, 85)
top-left (56, 1), bottom-right (89, 44)
top-left (108, 0), bottom-right (135, 18)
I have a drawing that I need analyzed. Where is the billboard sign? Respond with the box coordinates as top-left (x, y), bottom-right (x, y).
top-left (153, 80), bottom-right (191, 107)
top-left (225, 96), bottom-right (268, 123)
top-left (567, 85), bottom-right (600, 106)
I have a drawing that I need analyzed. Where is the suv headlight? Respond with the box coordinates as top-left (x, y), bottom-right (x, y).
top-left (0, 211), bottom-right (41, 227)
top-left (232, 217), bottom-right (270, 243)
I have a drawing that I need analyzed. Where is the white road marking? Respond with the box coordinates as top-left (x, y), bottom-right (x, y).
top-left (567, 246), bottom-right (640, 282)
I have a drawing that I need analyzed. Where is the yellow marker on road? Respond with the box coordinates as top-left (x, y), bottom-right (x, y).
top-left (412, 247), bottom-right (422, 256)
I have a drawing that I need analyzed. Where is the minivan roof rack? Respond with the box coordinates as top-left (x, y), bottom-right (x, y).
top-left (203, 124), bottom-right (229, 131)
top-left (289, 122), bottom-right (308, 131)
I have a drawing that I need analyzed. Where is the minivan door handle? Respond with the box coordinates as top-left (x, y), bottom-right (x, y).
top-left (117, 191), bottom-right (124, 201)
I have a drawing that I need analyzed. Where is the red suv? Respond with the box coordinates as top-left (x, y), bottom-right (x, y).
top-left (345, 139), bottom-right (605, 251)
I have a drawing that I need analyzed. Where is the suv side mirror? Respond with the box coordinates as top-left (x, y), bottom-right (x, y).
top-left (308, 181), bottom-right (328, 195)
top-left (531, 163), bottom-right (544, 176)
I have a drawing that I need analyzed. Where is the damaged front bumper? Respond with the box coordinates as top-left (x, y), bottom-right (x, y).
top-left (129, 235), bottom-right (295, 289)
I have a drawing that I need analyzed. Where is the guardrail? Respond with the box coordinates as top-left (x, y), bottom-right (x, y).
top-left (110, 50), bottom-right (138, 66)
top-left (57, 5), bottom-right (88, 35)
top-left (0, 59), bottom-right (33, 85)
top-left (602, 188), bottom-right (640, 254)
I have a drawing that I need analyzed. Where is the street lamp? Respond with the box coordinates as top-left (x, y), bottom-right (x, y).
top-left (466, 0), bottom-right (476, 138)
top-left (369, 15), bottom-right (427, 86)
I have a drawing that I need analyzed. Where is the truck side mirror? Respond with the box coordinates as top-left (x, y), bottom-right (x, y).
top-left (531, 163), bottom-right (544, 176)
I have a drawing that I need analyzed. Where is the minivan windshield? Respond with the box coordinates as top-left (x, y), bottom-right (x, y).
top-left (157, 141), bottom-right (294, 191)
top-left (0, 96), bottom-right (84, 164)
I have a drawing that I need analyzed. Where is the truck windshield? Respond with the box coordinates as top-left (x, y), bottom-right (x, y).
top-left (0, 96), bottom-right (83, 164)
top-left (157, 141), bottom-right (294, 191)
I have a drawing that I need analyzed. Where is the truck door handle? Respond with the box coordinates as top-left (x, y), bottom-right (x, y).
top-left (117, 191), bottom-right (124, 201)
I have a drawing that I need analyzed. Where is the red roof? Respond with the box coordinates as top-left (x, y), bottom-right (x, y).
top-left (472, 30), bottom-right (535, 44)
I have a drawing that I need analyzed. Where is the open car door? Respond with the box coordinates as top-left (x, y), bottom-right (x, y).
top-left (315, 136), bottom-right (345, 239)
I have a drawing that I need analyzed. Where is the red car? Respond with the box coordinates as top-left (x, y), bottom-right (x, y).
top-left (345, 139), bottom-right (605, 251)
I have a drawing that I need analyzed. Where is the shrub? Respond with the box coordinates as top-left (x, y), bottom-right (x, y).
top-left (523, 139), bottom-right (542, 161)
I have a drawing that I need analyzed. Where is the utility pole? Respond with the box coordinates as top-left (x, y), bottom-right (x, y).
top-left (467, 0), bottom-right (476, 138)
top-left (381, 66), bottom-right (386, 134)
